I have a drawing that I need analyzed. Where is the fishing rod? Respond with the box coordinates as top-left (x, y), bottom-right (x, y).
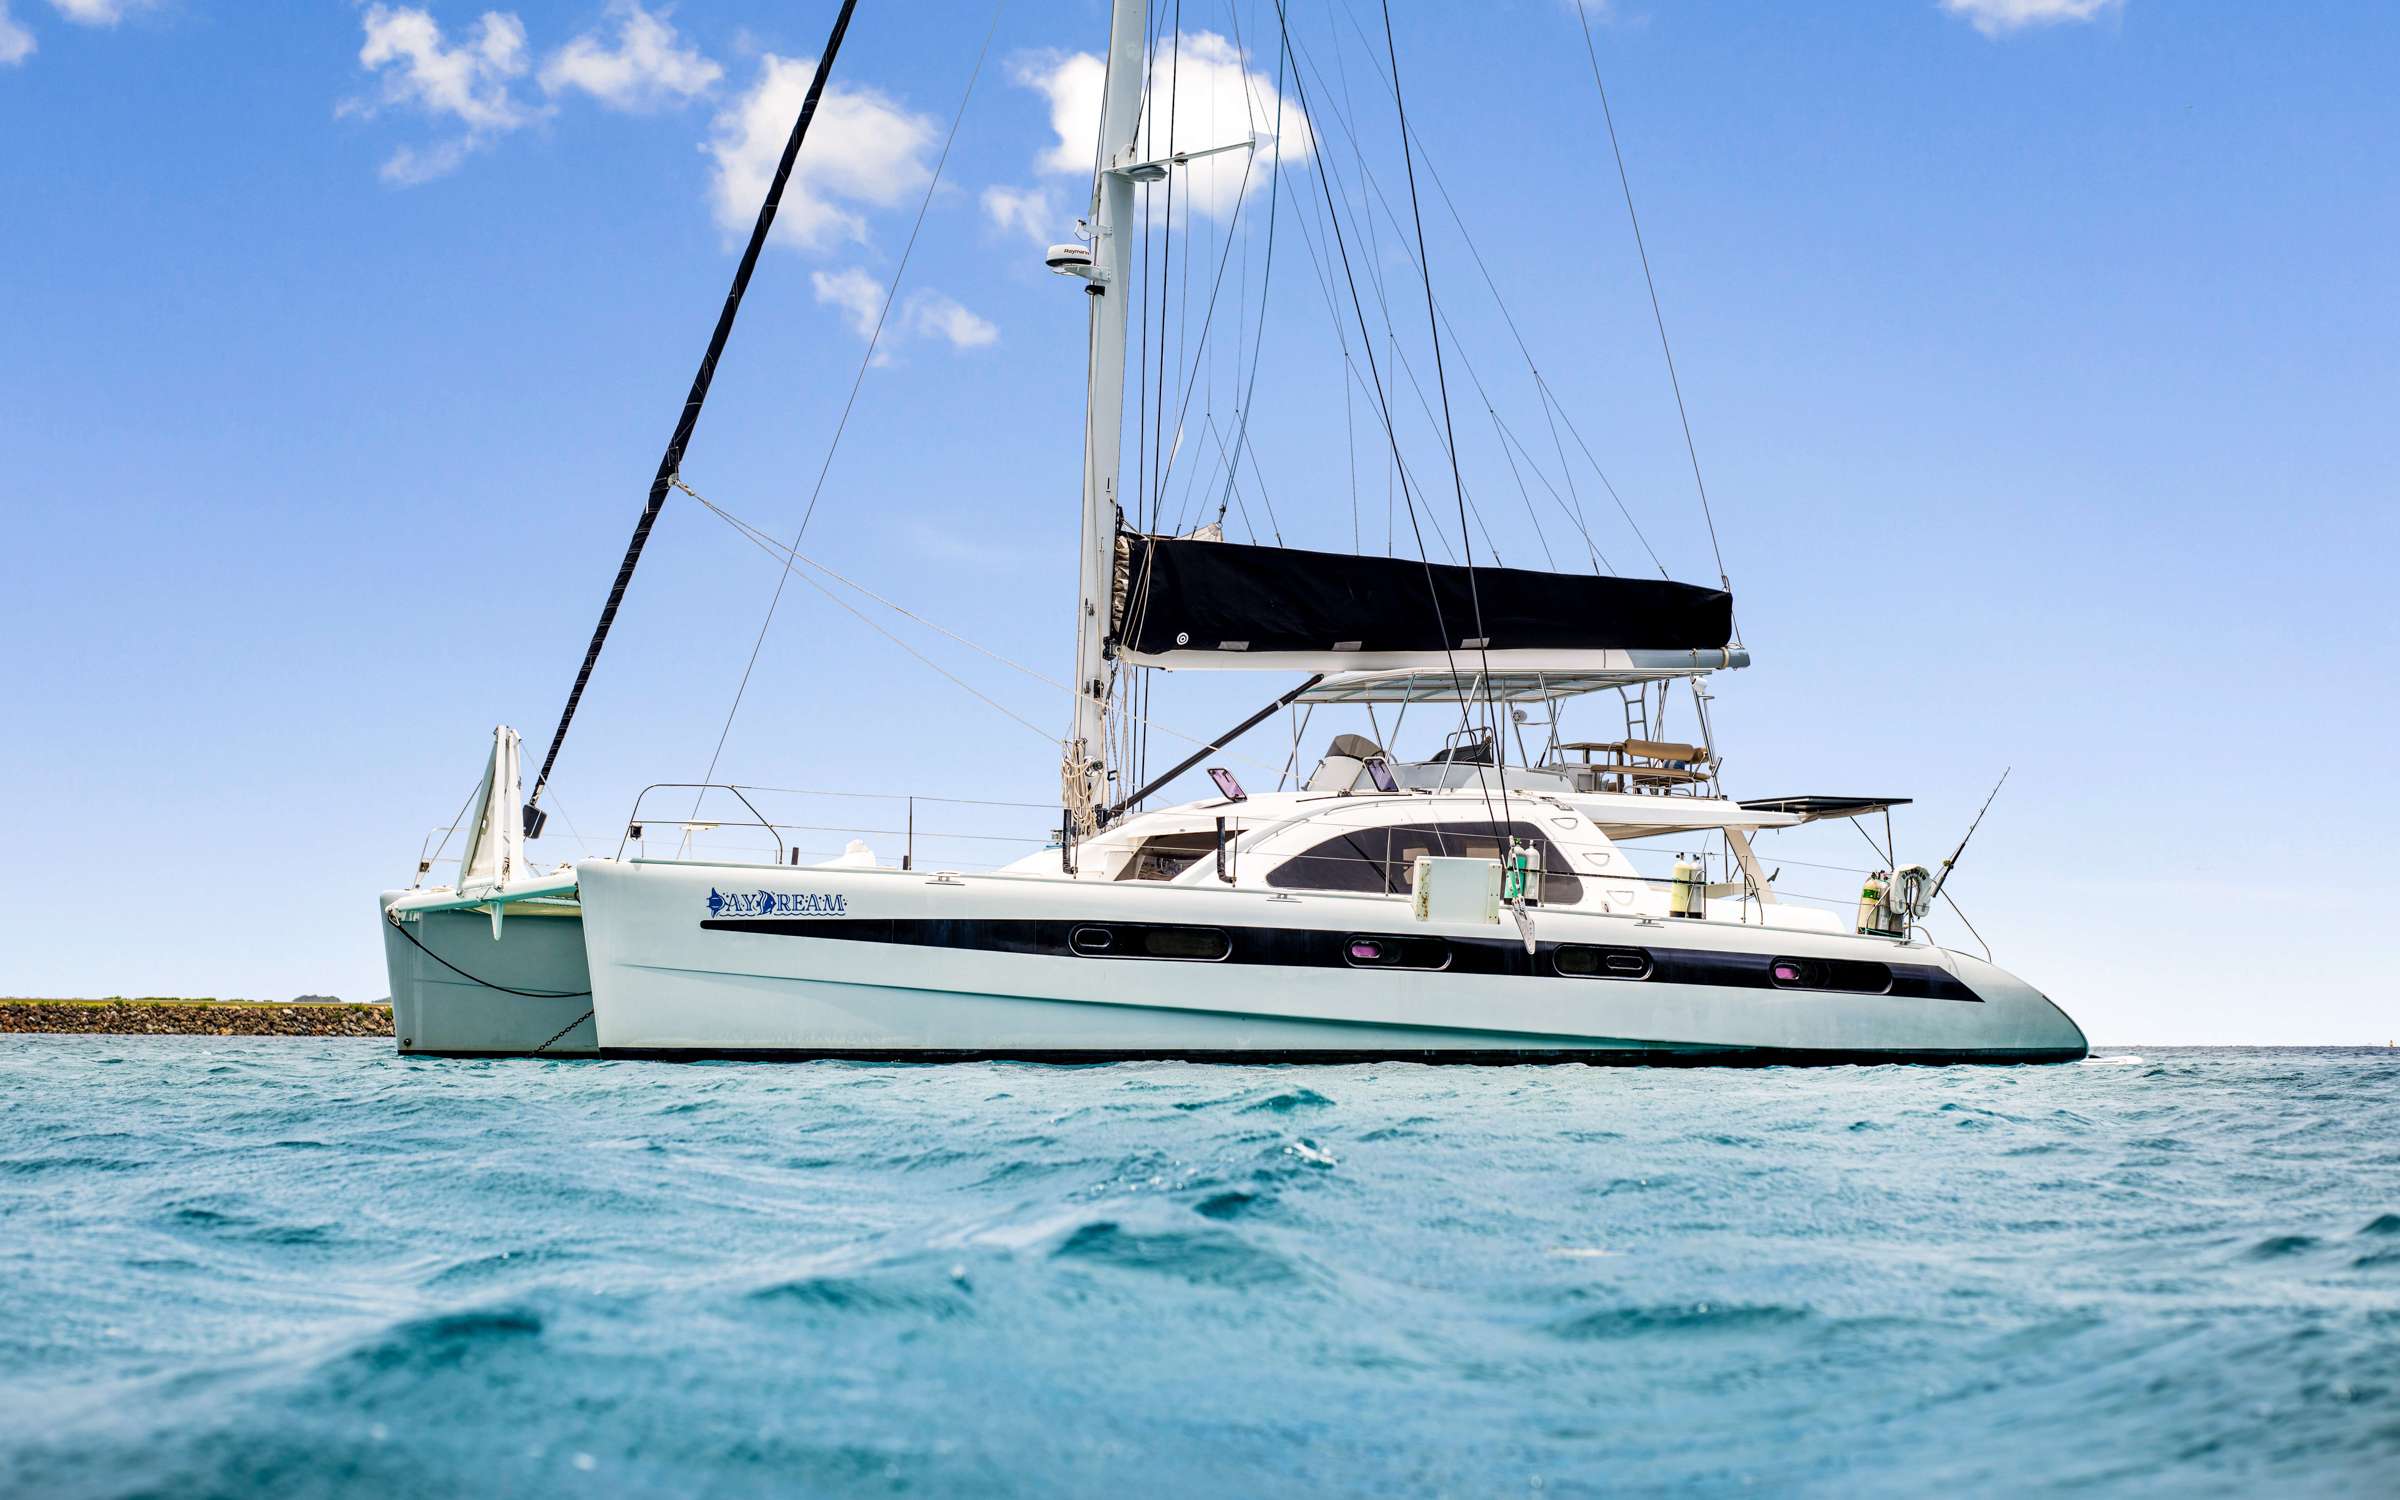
top-left (1927, 767), bottom-right (2010, 905)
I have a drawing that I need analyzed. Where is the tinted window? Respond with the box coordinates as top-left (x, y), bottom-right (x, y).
top-left (1555, 944), bottom-right (1653, 980)
top-left (1343, 934), bottom-right (1451, 971)
top-left (1069, 923), bottom-right (1229, 962)
top-left (1768, 957), bottom-right (1892, 994)
top-left (1266, 822), bottom-right (1585, 903)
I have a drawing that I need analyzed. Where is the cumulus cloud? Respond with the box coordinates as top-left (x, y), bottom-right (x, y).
top-left (904, 291), bottom-right (998, 350)
top-left (348, 5), bottom-right (535, 182)
top-left (812, 268), bottom-right (995, 357)
top-left (0, 4), bottom-right (32, 67)
top-left (810, 267), bottom-right (884, 341)
top-left (707, 54), bottom-right (937, 252)
top-left (1008, 32), bottom-right (1311, 222)
top-left (980, 184), bottom-right (1055, 244)
top-left (48, 0), bottom-right (149, 23)
top-left (540, 1), bottom-right (719, 111)
top-left (6, 0), bottom-right (163, 66)
top-left (1939, 0), bottom-right (2123, 38)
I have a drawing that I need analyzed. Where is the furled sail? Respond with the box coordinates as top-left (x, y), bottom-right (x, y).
top-left (1110, 534), bottom-right (1734, 672)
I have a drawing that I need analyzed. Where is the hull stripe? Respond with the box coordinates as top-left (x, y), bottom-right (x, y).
top-left (599, 1046), bottom-right (2078, 1067)
top-left (696, 916), bottom-right (1983, 1003)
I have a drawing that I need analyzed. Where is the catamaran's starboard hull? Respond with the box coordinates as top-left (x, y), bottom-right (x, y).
top-left (573, 860), bottom-right (2088, 1064)
top-left (379, 892), bottom-right (596, 1056)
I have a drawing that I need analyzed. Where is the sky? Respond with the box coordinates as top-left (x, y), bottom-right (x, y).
top-left (0, 0), bottom-right (2393, 1043)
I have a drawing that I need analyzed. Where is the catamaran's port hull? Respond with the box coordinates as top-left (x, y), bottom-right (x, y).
top-left (573, 859), bottom-right (2089, 1065)
top-left (378, 892), bottom-right (596, 1056)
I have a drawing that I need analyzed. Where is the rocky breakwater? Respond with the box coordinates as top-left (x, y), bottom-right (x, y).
top-left (0, 999), bottom-right (394, 1037)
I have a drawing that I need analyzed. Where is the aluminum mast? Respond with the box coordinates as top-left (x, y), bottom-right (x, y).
top-left (1062, 0), bottom-right (1147, 835)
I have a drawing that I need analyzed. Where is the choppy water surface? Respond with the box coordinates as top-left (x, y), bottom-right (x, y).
top-left (2, 1041), bottom-right (2395, 1496)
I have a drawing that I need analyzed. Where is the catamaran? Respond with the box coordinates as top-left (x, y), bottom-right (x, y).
top-left (379, 0), bottom-right (2086, 1064)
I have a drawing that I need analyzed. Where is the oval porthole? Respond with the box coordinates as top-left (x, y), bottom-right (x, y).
top-left (1349, 939), bottom-right (1385, 962)
top-left (1070, 926), bottom-right (1115, 955)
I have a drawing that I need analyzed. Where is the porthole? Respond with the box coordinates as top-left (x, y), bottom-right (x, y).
top-left (1069, 923), bottom-right (1228, 962)
top-left (1767, 956), bottom-right (1893, 995)
top-left (1555, 944), bottom-right (1653, 980)
top-left (1342, 933), bottom-right (1450, 971)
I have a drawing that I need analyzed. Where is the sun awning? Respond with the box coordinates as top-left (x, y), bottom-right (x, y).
top-left (1738, 796), bottom-right (1913, 823)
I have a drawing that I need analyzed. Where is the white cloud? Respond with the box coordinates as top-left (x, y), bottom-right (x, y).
top-left (540, 1), bottom-right (719, 111)
top-left (48, 0), bottom-right (148, 23)
top-left (810, 267), bottom-right (884, 340)
top-left (904, 291), bottom-right (998, 350)
top-left (1017, 48), bottom-right (1105, 176)
top-left (812, 268), bottom-right (995, 357)
top-left (707, 54), bottom-right (937, 252)
top-left (980, 184), bottom-right (1055, 244)
top-left (0, 4), bottom-right (32, 67)
top-left (1009, 32), bottom-right (1311, 222)
top-left (349, 5), bottom-right (538, 181)
top-left (1939, 0), bottom-right (2123, 38)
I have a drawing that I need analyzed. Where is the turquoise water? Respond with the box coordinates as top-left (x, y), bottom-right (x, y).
top-left (2, 1039), bottom-right (2394, 1496)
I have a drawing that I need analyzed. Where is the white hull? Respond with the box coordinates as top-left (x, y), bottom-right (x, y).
top-left (573, 859), bottom-right (2087, 1064)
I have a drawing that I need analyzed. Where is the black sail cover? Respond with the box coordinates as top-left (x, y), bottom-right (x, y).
top-left (1111, 535), bottom-right (1733, 664)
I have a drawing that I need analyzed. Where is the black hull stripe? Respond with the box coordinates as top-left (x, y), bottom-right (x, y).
top-left (597, 1046), bottom-right (2082, 1067)
top-left (697, 916), bottom-right (1983, 1003)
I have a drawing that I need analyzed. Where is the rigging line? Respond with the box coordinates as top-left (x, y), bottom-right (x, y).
top-left (691, 478), bottom-right (1279, 772)
top-left (1279, 26), bottom-right (1518, 569)
top-left (1210, 0), bottom-right (1287, 541)
top-left (741, 522), bottom-right (1056, 745)
top-left (1488, 404), bottom-right (1557, 570)
top-left (1491, 402), bottom-right (1610, 572)
top-left (1319, 0), bottom-right (1656, 578)
top-left (691, 0), bottom-right (1006, 808)
top-left (677, 479), bottom-right (1071, 693)
top-left (1376, 0), bottom-right (1513, 831)
top-left (1268, 1), bottom-right (1491, 828)
top-left (1574, 0), bottom-right (1729, 593)
top-left (527, 0), bottom-right (859, 818)
top-left (1147, 144), bottom-right (1259, 506)
top-left (1151, 4), bottom-right (1183, 519)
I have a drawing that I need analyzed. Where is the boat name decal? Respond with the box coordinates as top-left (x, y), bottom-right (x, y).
top-left (706, 888), bottom-right (848, 919)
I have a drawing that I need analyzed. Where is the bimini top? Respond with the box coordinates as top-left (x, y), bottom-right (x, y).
top-left (1738, 796), bottom-right (1913, 822)
top-left (1112, 535), bottom-right (1734, 674)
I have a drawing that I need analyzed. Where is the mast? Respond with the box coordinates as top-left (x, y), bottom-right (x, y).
top-left (521, 0), bottom-right (861, 837)
top-left (1063, 0), bottom-right (1148, 834)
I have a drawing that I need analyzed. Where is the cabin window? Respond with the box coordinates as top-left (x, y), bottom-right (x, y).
top-left (1070, 923), bottom-right (1230, 962)
top-left (1554, 944), bottom-right (1653, 980)
top-left (1767, 957), bottom-right (1892, 994)
top-left (1265, 822), bottom-right (1585, 904)
top-left (1343, 934), bottom-right (1451, 971)
top-left (1117, 833), bottom-right (1219, 882)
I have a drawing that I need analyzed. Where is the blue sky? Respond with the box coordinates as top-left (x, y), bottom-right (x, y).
top-left (1, 0), bottom-right (2392, 1042)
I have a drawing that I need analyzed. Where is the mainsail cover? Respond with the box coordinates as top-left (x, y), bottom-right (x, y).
top-left (1111, 535), bottom-right (1733, 670)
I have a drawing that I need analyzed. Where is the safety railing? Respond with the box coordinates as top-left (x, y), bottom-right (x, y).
top-left (613, 783), bottom-right (1058, 874)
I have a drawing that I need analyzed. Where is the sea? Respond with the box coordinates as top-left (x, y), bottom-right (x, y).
top-left (1, 1039), bottom-right (2393, 1497)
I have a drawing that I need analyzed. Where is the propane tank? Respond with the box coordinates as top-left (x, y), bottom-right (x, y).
top-left (1857, 871), bottom-right (1894, 936)
top-left (1669, 856), bottom-right (1707, 919)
